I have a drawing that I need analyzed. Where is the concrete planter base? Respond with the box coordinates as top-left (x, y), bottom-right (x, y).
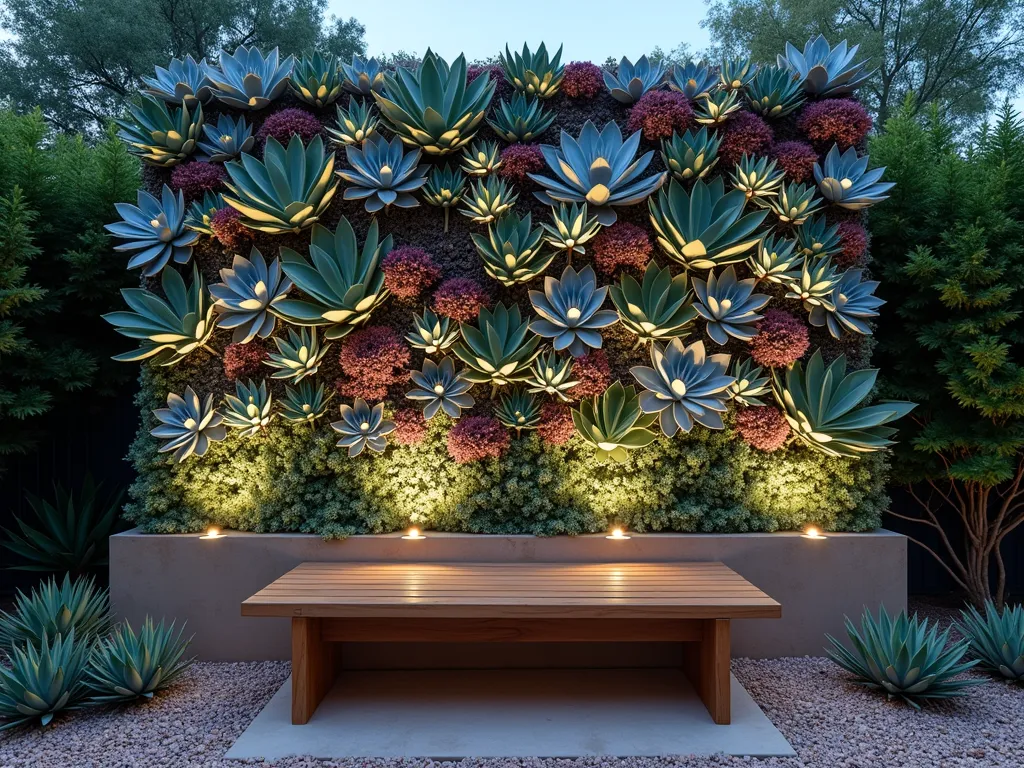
top-left (110, 529), bottom-right (906, 661)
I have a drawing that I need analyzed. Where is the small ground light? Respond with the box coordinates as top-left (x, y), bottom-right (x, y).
top-left (606, 527), bottom-right (631, 540)
top-left (200, 526), bottom-right (224, 540)
top-left (801, 526), bottom-right (827, 540)
top-left (401, 527), bottom-right (426, 540)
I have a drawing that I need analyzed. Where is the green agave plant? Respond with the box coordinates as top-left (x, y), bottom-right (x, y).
top-left (151, 387), bottom-right (227, 462)
top-left (719, 57), bottom-right (755, 90)
top-left (184, 191), bottom-right (223, 235)
top-left (290, 51), bottom-right (343, 108)
top-left (809, 268), bottom-right (884, 338)
top-left (668, 60), bottom-right (718, 101)
top-left (472, 212), bottom-right (554, 286)
top-left (330, 398), bottom-right (395, 456)
top-left (661, 127), bottom-right (722, 182)
top-left (761, 181), bottom-right (823, 225)
top-left (406, 307), bottom-right (460, 355)
top-left (956, 601), bottom-right (1024, 682)
top-left (0, 574), bottom-right (110, 651)
top-left (815, 144), bottom-right (895, 210)
top-left (422, 164), bottom-right (467, 233)
top-left (115, 94), bottom-right (203, 167)
top-left (406, 357), bottom-right (475, 420)
top-left (461, 139), bottom-right (503, 177)
top-left (265, 326), bottom-right (331, 383)
top-left (526, 351), bottom-right (578, 401)
top-left (280, 379), bottom-right (333, 425)
top-left (206, 45), bottom-right (293, 110)
top-left (2, 477), bottom-right (124, 575)
top-left (338, 134), bottom-right (428, 213)
top-left (747, 234), bottom-right (804, 285)
top-left (222, 134), bottom-right (337, 233)
top-left (87, 618), bottom-right (194, 703)
top-left (610, 261), bottom-right (696, 345)
top-left (197, 113), bottom-right (254, 162)
top-left (795, 215), bottom-right (843, 258)
top-left (728, 357), bottom-right (770, 406)
top-left (495, 388), bottom-right (542, 433)
top-left (730, 154), bottom-right (785, 201)
top-left (692, 266), bottom-right (770, 344)
top-left (210, 248), bottom-right (292, 344)
top-left (827, 606), bottom-right (981, 709)
top-left (341, 55), bottom-right (386, 96)
top-left (453, 303), bottom-right (541, 394)
top-left (694, 89), bottom-right (742, 126)
top-left (487, 93), bottom-right (555, 142)
top-left (785, 254), bottom-right (840, 313)
top-left (745, 65), bottom-right (805, 118)
top-left (276, 217), bottom-right (391, 340)
top-left (571, 381), bottom-right (658, 462)
top-left (0, 630), bottom-right (90, 730)
top-left (777, 36), bottom-right (873, 97)
top-left (103, 265), bottom-right (216, 366)
top-left (773, 350), bottom-right (916, 458)
top-left (141, 55), bottom-right (211, 110)
top-left (500, 42), bottom-right (565, 99)
top-left (529, 264), bottom-right (618, 358)
top-left (373, 50), bottom-right (495, 155)
top-left (649, 177), bottom-right (767, 270)
top-left (105, 184), bottom-right (197, 277)
top-left (326, 97), bottom-right (379, 147)
top-left (222, 379), bottom-right (273, 436)
top-left (603, 55), bottom-right (666, 104)
top-left (540, 202), bottom-right (601, 262)
top-left (460, 175), bottom-right (518, 224)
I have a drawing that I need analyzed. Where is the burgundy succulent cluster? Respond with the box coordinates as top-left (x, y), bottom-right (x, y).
top-left (770, 141), bottom-right (818, 184)
top-left (498, 144), bottom-right (545, 183)
top-left (256, 108), bottom-right (323, 146)
top-left (467, 64), bottom-right (512, 100)
top-left (591, 222), bottom-right (652, 276)
top-left (537, 403), bottom-right (576, 446)
top-left (223, 341), bottom-right (268, 381)
top-left (749, 309), bottom-right (811, 368)
top-left (735, 406), bottom-right (790, 452)
top-left (392, 407), bottom-right (428, 446)
top-left (432, 277), bottom-right (491, 323)
top-left (210, 206), bottom-right (253, 251)
top-left (718, 111), bottom-right (773, 166)
top-left (170, 161), bottom-right (226, 201)
top-left (447, 415), bottom-right (510, 463)
top-left (835, 220), bottom-right (868, 268)
top-left (570, 350), bottom-right (613, 399)
top-left (797, 99), bottom-right (872, 150)
top-left (381, 246), bottom-right (442, 300)
top-left (626, 91), bottom-right (693, 141)
top-left (561, 62), bottom-right (604, 99)
top-left (337, 326), bottom-right (411, 400)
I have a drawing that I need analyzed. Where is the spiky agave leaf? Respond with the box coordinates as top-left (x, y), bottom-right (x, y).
top-left (809, 268), bottom-right (884, 338)
top-left (815, 144), bottom-right (895, 210)
top-left (326, 97), bottom-right (379, 147)
top-left (526, 351), bottom-right (578, 401)
top-left (453, 303), bottom-right (541, 390)
top-left (728, 357), bottom-right (770, 406)
top-left (141, 55), bottom-right (212, 109)
top-left (115, 94), bottom-right (203, 167)
top-left (784, 254), bottom-right (840, 313)
top-left (105, 185), bottom-right (198, 277)
top-left (539, 202), bottom-right (601, 259)
top-left (719, 57), bottom-right (754, 90)
top-left (406, 307), bottom-right (460, 355)
top-left (603, 55), bottom-right (666, 104)
top-left (0, 574), bottom-right (110, 650)
top-left (340, 55), bottom-right (386, 96)
top-left (422, 164), bottom-right (467, 232)
top-left (661, 127), bottom-right (722, 182)
top-left (461, 139), bottom-right (503, 177)
top-left (222, 378), bottom-right (273, 436)
top-left (745, 65), bottom-right (805, 118)
top-left (290, 51), bottom-right (343, 108)
top-left (748, 234), bottom-right (804, 284)
top-left (610, 261), bottom-right (696, 345)
top-left (760, 181), bottom-right (823, 225)
top-left (210, 248), bottom-right (292, 344)
top-left (667, 60), bottom-right (718, 101)
top-left (338, 134), bottom-right (428, 213)
top-left (730, 154), bottom-right (785, 201)
top-left (87, 617), bottom-right (194, 703)
top-left (956, 601), bottom-right (1024, 682)
top-left (571, 381), bottom-right (658, 462)
top-left (280, 379), bottom-right (333, 424)
top-left (529, 265), bottom-right (618, 357)
top-left (487, 92), bottom-right (555, 142)
top-left (795, 215), bottom-right (843, 258)
top-left (330, 398), bottom-right (395, 456)
top-left (264, 326), bottom-right (331, 383)
top-left (151, 386), bottom-right (227, 462)
top-left (499, 42), bottom-right (565, 99)
top-left (694, 89), bottom-right (742, 125)
top-left (184, 191), bottom-right (223, 235)
top-left (0, 629), bottom-right (90, 730)
top-left (196, 113), bottom-right (254, 162)
top-left (472, 212), bottom-right (554, 286)
top-left (460, 175), bottom-right (518, 224)
top-left (495, 388), bottom-right (542, 433)
top-left (692, 265), bottom-right (770, 344)
top-left (406, 357), bottom-right (475, 420)
top-left (778, 35), bottom-right (873, 97)
top-left (206, 45), bottom-right (294, 110)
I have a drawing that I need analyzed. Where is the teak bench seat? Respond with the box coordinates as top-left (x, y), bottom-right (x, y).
top-left (241, 561), bottom-right (781, 725)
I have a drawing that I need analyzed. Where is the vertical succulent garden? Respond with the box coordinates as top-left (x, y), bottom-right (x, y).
top-left (110, 39), bottom-right (910, 537)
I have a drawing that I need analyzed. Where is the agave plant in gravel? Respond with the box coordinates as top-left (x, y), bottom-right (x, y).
top-left (604, 55), bottom-right (666, 104)
top-left (827, 606), bottom-right (981, 708)
top-left (151, 386), bottom-right (227, 462)
top-left (487, 93), bottom-right (555, 143)
top-left (373, 50), bottom-right (495, 155)
top-left (610, 261), bottom-right (696, 347)
top-left (472, 212), bottom-right (554, 286)
top-left (276, 217), bottom-right (391, 340)
top-left (777, 36), bottom-right (873, 97)
top-left (280, 380), bottom-right (333, 425)
top-left (649, 177), bottom-right (767, 270)
top-left (0, 629), bottom-right (90, 730)
top-left (290, 51), bottom-right (344, 108)
top-left (206, 45), bottom-right (293, 110)
top-left (105, 185), bottom-right (198, 277)
top-left (495, 388), bottom-right (543, 434)
top-left (141, 55), bottom-right (211, 109)
top-left (0, 574), bottom-right (110, 650)
top-left (265, 327), bottom-right (331, 383)
top-left (571, 381), bottom-right (658, 462)
top-left (692, 266), bottom-right (770, 345)
top-left (210, 248), bottom-right (292, 344)
top-left (326, 98), bottom-right (379, 147)
top-left (815, 145), bottom-right (895, 210)
top-left (667, 61), bottom-right (718, 101)
top-left (406, 357), bottom-right (476, 420)
top-left (530, 120), bottom-right (666, 226)
top-left (222, 134), bottom-right (337, 233)
top-left (500, 42), bottom-right (565, 99)
top-left (338, 134), bottom-right (428, 213)
top-left (103, 266), bottom-right (216, 365)
top-left (331, 399), bottom-right (395, 456)
top-left (196, 113), bottom-right (254, 162)
top-left (540, 203), bottom-right (601, 265)
top-left (453, 303), bottom-right (541, 396)
top-left (808, 268), bottom-right (884, 338)
top-left (728, 357), bottom-right (770, 407)
top-left (956, 601), bottom-right (1024, 682)
top-left (661, 128), bottom-right (722, 182)
top-left (87, 618), bottom-right (194, 703)
top-left (422, 164), bottom-right (467, 232)
top-left (341, 55), bottom-right (386, 96)
top-left (115, 94), bottom-right (203, 167)
top-left (222, 379), bottom-right (274, 437)
top-left (773, 350), bottom-right (915, 458)
top-left (529, 265), bottom-right (618, 357)
top-left (630, 339), bottom-right (734, 436)
top-left (526, 351), bottom-right (578, 401)
top-left (406, 308), bottom-right (460, 356)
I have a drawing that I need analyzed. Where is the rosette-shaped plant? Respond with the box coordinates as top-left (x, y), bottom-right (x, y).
top-left (530, 121), bottom-right (666, 226)
top-left (206, 45), bottom-right (293, 110)
top-left (777, 36), bottom-right (873, 97)
top-left (341, 55), bottom-right (385, 96)
top-left (422, 164), bottom-right (467, 232)
top-left (197, 114), bottom-right (254, 162)
top-left (748, 234), bottom-right (803, 285)
top-left (610, 261), bottom-right (696, 345)
top-left (668, 61), bottom-right (718, 101)
top-left (407, 357), bottom-right (475, 419)
top-left (488, 93), bottom-right (555, 142)
top-left (105, 185), bottom-right (197, 277)
top-left (719, 57), bottom-right (754, 90)
top-left (815, 145), bottom-right (894, 210)
top-left (453, 303), bottom-right (541, 392)
top-left (280, 379), bottom-right (333, 424)
top-left (785, 254), bottom-right (840, 313)
top-left (529, 265), bottom-right (618, 357)
top-left (290, 51), bottom-right (343, 107)
top-left (730, 154), bottom-right (785, 201)
top-left (86, 618), bottom-right (194, 704)
top-left (795, 215), bottom-right (842, 258)
top-left (694, 90), bottom-right (742, 126)
top-left (571, 381), bottom-right (658, 462)
top-left (116, 94), bottom-right (202, 167)
top-left (373, 50), bottom-right (494, 155)
top-left (222, 134), bottom-right (337, 233)
top-left (540, 203), bottom-right (601, 262)
top-left (774, 351), bottom-right (916, 457)
top-left (809, 268), bottom-right (883, 338)
top-left (103, 266), bottom-right (215, 365)
top-left (141, 55), bottom-right (211, 109)
top-left (762, 181), bottom-right (822, 225)
top-left (330, 398), bottom-right (395, 456)
top-left (277, 217), bottom-right (391, 340)
top-left (150, 387), bottom-right (226, 462)
top-left (728, 357), bottom-right (770, 406)
top-left (406, 307), bottom-right (460, 355)
top-left (604, 55), bottom-right (666, 104)
top-left (338, 134), bottom-right (428, 213)
top-left (496, 388), bottom-right (542, 433)
top-left (661, 127), bottom-right (721, 182)
top-left (957, 601), bottom-right (1024, 682)
top-left (648, 177), bottom-right (767, 270)
top-left (222, 378), bottom-right (273, 436)
top-left (461, 139), bottom-right (502, 176)
top-left (562, 61), bottom-right (604, 99)
top-left (210, 248), bottom-right (292, 344)
top-left (0, 574), bottom-right (110, 650)
top-left (326, 97), bottom-right (378, 147)
top-left (265, 327), bottom-right (330, 383)
top-left (460, 175), bottom-right (518, 224)
top-left (745, 65), bottom-right (805, 118)
top-left (631, 339), bottom-right (734, 435)
top-left (693, 266), bottom-right (770, 344)
top-left (0, 629), bottom-right (89, 730)
top-left (500, 42), bottom-right (564, 99)
top-left (472, 212), bottom-right (553, 286)
top-left (526, 351), bottom-right (578, 401)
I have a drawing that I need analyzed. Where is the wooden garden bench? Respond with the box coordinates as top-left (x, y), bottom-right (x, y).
top-left (241, 561), bottom-right (781, 725)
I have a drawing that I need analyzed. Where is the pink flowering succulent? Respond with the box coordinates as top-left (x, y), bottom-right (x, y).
top-left (432, 277), bottom-right (492, 323)
top-left (498, 144), bottom-right (545, 184)
top-left (537, 403), bottom-right (577, 446)
top-left (735, 406), bottom-right (790, 452)
top-left (718, 111), bottom-right (773, 166)
top-left (447, 415), bottom-right (510, 463)
top-left (562, 62), bottom-right (604, 99)
top-left (749, 309), bottom-right (811, 368)
top-left (797, 99), bottom-right (872, 150)
top-left (626, 91), bottom-right (693, 141)
top-left (170, 161), bottom-right (226, 201)
top-left (770, 141), bottom-right (819, 184)
top-left (256, 108), bottom-right (323, 146)
top-left (337, 326), bottom-right (411, 400)
top-left (382, 246), bottom-right (442, 300)
top-left (591, 222), bottom-right (653, 276)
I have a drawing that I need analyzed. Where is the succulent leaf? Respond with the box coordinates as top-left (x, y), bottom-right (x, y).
top-left (330, 398), bottom-right (395, 456)
top-left (500, 42), bottom-right (565, 99)
top-left (105, 185), bottom-right (197, 276)
top-left (210, 248), bottom-right (292, 344)
top-left (692, 266), bottom-right (770, 344)
top-left (571, 381), bottom-right (658, 462)
top-left (206, 45), bottom-right (294, 110)
top-left (222, 378), bottom-right (273, 436)
top-left (529, 265), bottom-right (618, 358)
top-left (337, 134), bottom-right (428, 213)
top-left (610, 261), bottom-right (696, 345)
top-left (603, 55), bottom-right (667, 104)
top-left (150, 386), bottom-right (227, 462)
top-left (406, 357), bottom-right (475, 419)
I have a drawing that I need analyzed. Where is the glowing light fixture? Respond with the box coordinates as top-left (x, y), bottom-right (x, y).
top-left (402, 526), bottom-right (426, 540)
top-left (200, 526), bottom-right (224, 540)
top-left (606, 527), bottom-right (631, 540)
top-left (801, 525), bottom-right (827, 540)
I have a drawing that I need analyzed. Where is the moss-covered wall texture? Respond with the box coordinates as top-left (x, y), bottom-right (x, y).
top-left (118, 46), bottom-right (893, 536)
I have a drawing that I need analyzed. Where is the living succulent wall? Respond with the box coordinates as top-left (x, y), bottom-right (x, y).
top-left (111, 41), bottom-right (913, 536)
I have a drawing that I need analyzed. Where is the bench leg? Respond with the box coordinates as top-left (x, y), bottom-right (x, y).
top-left (291, 617), bottom-right (338, 725)
top-left (683, 618), bottom-right (731, 725)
